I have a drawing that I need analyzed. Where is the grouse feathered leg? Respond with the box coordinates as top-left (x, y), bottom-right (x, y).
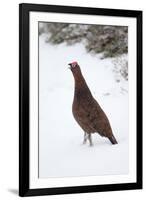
top-left (88, 133), bottom-right (93, 146)
top-left (83, 132), bottom-right (88, 144)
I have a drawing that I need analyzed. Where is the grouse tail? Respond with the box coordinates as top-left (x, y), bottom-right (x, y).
top-left (109, 135), bottom-right (118, 145)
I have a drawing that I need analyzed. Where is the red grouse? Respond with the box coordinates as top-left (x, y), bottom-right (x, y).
top-left (69, 61), bottom-right (118, 146)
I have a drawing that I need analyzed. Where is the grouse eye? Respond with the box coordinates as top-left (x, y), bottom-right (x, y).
top-left (72, 63), bottom-right (77, 68)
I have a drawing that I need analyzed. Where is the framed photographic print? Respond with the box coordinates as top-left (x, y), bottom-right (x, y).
top-left (19, 3), bottom-right (142, 197)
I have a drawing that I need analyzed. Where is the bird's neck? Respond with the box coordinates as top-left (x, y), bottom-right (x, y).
top-left (73, 72), bottom-right (87, 88)
top-left (73, 72), bottom-right (92, 97)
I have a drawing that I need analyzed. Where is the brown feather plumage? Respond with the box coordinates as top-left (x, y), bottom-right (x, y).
top-left (69, 61), bottom-right (118, 146)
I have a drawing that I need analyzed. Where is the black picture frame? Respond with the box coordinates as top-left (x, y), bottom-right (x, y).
top-left (19, 3), bottom-right (143, 197)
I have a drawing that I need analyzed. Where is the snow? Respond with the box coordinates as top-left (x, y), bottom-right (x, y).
top-left (39, 34), bottom-right (129, 178)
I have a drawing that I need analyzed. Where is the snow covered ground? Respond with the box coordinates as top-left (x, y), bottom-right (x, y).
top-left (39, 34), bottom-right (129, 178)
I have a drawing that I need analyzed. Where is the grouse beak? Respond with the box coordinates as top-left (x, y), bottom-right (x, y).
top-left (68, 63), bottom-right (71, 69)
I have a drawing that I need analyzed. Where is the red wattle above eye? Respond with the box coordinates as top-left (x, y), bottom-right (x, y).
top-left (71, 61), bottom-right (77, 65)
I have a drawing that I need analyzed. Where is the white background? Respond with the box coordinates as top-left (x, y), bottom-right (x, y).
top-left (0, 0), bottom-right (145, 200)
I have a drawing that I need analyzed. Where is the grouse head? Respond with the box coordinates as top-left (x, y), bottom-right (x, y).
top-left (68, 61), bottom-right (82, 76)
